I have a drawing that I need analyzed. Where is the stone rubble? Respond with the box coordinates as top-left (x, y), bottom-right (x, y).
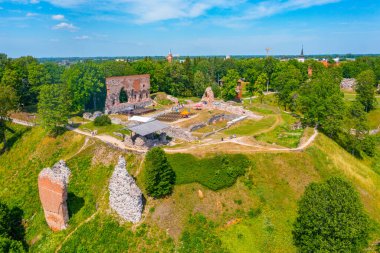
top-left (340, 78), bottom-right (356, 90)
top-left (38, 160), bottom-right (71, 231)
top-left (109, 156), bottom-right (143, 223)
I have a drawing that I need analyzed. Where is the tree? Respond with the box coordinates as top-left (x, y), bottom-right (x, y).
top-left (193, 70), bottom-right (208, 97)
top-left (244, 67), bottom-right (259, 103)
top-left (336, 102), bottom-right (375, 157)
top-left (254, 73), bottom-right (267, 103)
top-left (272, 64), bottom-right (302, 111)
top-left (0, 201), bottom-right (25, 252)
top-left (0, 85), bottom-right (18, 150)
top-left (38, 84), bottom-right (70, 136)
top-left (143, 147), bottom-right (176, 198)
top-left (293, 177), bottom-right (370, 252)
top-left (221, 69), bottom-right (240, 101)
top-left (298, 70), bottom-right (345, 136)
top-left (356, 70), bottom-right (377, 112)
top-left (1, 56), bottom-right (38, 107)
top-left (62, 62), bottom-right (105, 112)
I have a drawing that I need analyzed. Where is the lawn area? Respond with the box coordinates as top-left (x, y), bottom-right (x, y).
top-left (368, 108), bottom-right (380, 129)
top-left (255, 113), bottom-right (303, 148)
top-left (78, 121), bottom-right (130, 139)
top-left (167, 153), bottom-right (250, 190)
top-left (194, 120), bottom-right (227, 134)
top-left (224, 116), bottom-right (277, 136)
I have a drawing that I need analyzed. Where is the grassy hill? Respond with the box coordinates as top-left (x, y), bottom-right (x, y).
top-left (0, 123), bottom-right (380, 252)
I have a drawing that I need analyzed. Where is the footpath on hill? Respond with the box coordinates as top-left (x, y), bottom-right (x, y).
top-left (9, 117), bottom-right (319, 154)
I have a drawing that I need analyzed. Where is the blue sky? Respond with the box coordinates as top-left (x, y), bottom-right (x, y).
top-left (0, 0), bottom-right (379, 57)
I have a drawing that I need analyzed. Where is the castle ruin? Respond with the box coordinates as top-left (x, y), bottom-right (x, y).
top-left (105, 75), bottom-right (152, 114)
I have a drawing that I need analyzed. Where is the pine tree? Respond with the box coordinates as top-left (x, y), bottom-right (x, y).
top-left (143, 147), bottom-right (176, 198)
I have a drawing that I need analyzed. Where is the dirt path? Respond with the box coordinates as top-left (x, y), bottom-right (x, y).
top-left (54, 211), bottom-right (99, 253)
top-left (65, 126), bottom-right (146, 153)
top-left (165, 127), bottom-right (318, 154)
top-left (10, 117), bottom-right (319, 154)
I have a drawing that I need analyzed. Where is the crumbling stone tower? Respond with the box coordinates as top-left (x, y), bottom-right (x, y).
top-left (38, 160), bottom-right (71, 231)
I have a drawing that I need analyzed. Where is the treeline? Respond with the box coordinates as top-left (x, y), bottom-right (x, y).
top-left (1, 53), bottom-right (380, 111)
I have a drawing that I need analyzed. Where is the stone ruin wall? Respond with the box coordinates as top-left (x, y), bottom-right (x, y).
top-left (105, 75), bottom-right (152, 114)
top-left (38, 161), bottom-right (71, 231)
top-left (109, 156), bottom-right (143, 223)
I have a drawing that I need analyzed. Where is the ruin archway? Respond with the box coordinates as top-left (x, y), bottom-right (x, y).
top-left (119, 87), bottom-right (128, 103)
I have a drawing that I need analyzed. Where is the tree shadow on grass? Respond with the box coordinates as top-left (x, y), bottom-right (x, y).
top-left (67, 192), bottom-right (85, 218)
top-left (0, 127), bottom-right (31, 155)
top-left (9, 206), bottom-right (28, 251)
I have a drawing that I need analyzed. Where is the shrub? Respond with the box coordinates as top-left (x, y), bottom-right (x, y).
top-left (93, 115), bottom-right (111, 126)
top-left (293, 177), bottom-right (370, 252)
top-left (143, 147), bottom-right (176, 198)
top-left (167, 154), bottom-right (250, 191)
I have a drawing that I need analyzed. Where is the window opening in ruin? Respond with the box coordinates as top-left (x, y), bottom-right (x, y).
top-left (119, 87), bottom-right (128, 103)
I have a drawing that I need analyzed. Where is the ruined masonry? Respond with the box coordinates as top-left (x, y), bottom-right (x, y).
top-left (38, 160), bottom-right (71, 231)
top-left (109, 156), bottom-right (143, 223)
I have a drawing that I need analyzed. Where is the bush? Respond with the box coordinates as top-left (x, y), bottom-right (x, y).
top-left (143, 147), bottom-right (176, 198)
top-left (93, 115), bottom-right (111, 126)
top-left (167, 154), bottom-right (250, 191)
top-left (293, 177), bottom-right (370, 252)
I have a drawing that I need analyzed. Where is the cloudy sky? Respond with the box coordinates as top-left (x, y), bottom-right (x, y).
top-left (0, 0), bottom-right (379, 57)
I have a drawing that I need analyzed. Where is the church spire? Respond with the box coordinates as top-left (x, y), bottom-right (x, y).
top-left (300, 45), bottom-right (304, 57)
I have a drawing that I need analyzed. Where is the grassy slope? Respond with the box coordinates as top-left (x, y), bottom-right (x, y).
top-left (1, 123), bottom-right (380, 252)
top-left (219, 134), bottom-right (380, 253)
top-left (0, 124), bottom-right (174, 253)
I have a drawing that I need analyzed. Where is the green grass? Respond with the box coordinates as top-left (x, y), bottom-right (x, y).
top-left (167, 153), bottom-right (250, 191)
top-left (256, 113), bottom-right (303, 148)
top-left (224, 116), bottom-right (277, 136)
top-left (2, 122), bottom-right (380, 252)
top-left (256, 126), bottom-right (303, 148)
top-left (368, 108), bottom-right (380, 129)
top-left (78, 121), bottom-right (130, 139)
top-left (0, 124), bottom-right (173, 252)
top-left (194, 120), bottom-right (227, 134)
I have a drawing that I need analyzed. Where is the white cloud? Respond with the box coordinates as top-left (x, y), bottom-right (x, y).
top-left (74, 35), bottom-right (90, 40)
top-left (240, 0), bottom-right (341, 20)
top-left (52, 14), bottom-right (65, 20)
top-left (39, 0), bottom-right (341, 24)
top-left (52, 22), bottom-right (78, 31)
top-left (26, 12), bottom-right (38, 17)
top-left (43, 0), bottom-right (87, 7)
top-left (118, 0), bottom-right (234, 23)
top-left (30, 0), bottom-right (40, 3)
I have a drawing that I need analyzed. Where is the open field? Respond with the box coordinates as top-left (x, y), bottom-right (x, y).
top-left (78, 121), bottom-right (131, 140)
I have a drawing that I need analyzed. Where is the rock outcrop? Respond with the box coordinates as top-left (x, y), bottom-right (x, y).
top-left (38, 160), bottom-right (71, 231)
top-left (109, 157), bottom-right (143, 223)
top-left (201, 87), bottom-right (215, 105)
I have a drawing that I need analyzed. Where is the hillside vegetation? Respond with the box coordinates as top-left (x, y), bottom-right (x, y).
top-left (0, 123), bottom-right (380, 252)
